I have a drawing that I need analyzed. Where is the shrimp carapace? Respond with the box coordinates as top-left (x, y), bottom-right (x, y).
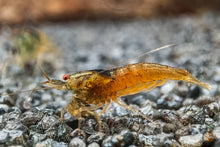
top-left (39, 62), bottom-right (211, 133)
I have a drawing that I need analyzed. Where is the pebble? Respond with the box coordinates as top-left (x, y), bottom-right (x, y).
top-left (175, 126), bottom-right (189, 139)
top-left (0, 104), bottom-right (9, 115)
top-left (30, 132), bottom-right (47, 144)
top-left (57, 123), bottom-right (73, 142)
top-left (213, 127), bottom-right (220, 140)
top-left (176, 81), bottom-right (189, 97)
top-left (188, 124), bottom-right (207, 135)
top-left (87, 132), bottom-right (105, 144)
top-left (21, 110), bottom-right (44, 127)
top-left (88, 142), bottom-right (100, 147)
top-left (188, 85), bottom-right (201, 99)
top-left (179, 134), bottom-right (203, 147)
top-left (113, 104), bottom-right (129, 117)
top-left (0, 129), bottom-right (24, 144)
top-left (39, 115), bottom-right (61, 130)
top-left (102, 130), bottom-right (134, 147)
top-left (178, 105), bottom-right (206, 125)
top-left (35, 138), bottom-right (68, 147)
top-left (69, 137), bottom-right (86, 147)
top-left (160, 82), bottom-right (176, 95)
top-left (157, 94), bottom-right (183, 109)
top-left (138, 133), bottom-right (174, 146)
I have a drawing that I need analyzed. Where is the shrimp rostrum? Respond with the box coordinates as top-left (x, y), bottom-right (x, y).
top-left (39, 63), bottom-right (211, 132)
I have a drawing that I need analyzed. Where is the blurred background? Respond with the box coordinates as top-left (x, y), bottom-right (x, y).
top-left (0, 0), bottom-right (220, 24)
top-left (0, 0), bottom-right (220, 146)
top-left (0, 0), bottom-right (219, 76)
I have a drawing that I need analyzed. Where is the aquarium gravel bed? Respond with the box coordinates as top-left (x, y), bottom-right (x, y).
top-left (0, 12), bottom-right (220, 147)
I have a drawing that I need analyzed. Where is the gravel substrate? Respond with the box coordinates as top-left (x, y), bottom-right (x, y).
top-left (0, 11), bottom-right (220, 147)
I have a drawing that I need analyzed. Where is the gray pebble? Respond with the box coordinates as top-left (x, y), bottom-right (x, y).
top-left (160, 82), bottom-right (175, 95)
top-left (157, 94), bottom-right (183, 109)
top-left (213, 127), bottom-right (220, 140)
top-left (102, 130), bottom-right (134, 147)
top-left (21, 110), bottom-right (44, 127)
top-left (87, 132), bottom-right (105, 144)
top-left (0, 104), bottom-right (9, 115)
top-left (138, 133), bottom-right (173, 147)
top-left (0, 129), bottom-right (24, 144)
top-left (188, 85), bottom-right (201, 99)
top-left (40, 115), bottom-right (61, 130)
top-left (69, 137), bottom-right (86, 147)
top-left (113, 104), bottom-right (129, 117)
top-left (57, 123), bottom-right (73, 142)
top-left (88, 142), bottom-right (100, 147)
top-left (179, 134), bottom-right (203, 147)
top-left (0, 129), bottom-right (9, 144)
top-left (30, 132), bottom-right (47, 144)
top-left (35, 138), bottom-right (67, 147)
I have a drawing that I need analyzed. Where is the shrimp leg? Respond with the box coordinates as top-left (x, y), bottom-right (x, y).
top-left (144, 79), bottom-right (166, 92)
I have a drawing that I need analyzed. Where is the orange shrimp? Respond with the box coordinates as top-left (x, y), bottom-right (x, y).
top-left (40, 62), bottom-right (211, 133)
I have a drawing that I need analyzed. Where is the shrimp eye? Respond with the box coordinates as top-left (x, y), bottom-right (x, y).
top-left (63, 74), bottom-right (69, 80)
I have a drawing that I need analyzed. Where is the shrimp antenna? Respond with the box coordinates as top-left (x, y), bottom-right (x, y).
top-left (0, 65), bottom-right (55, 97)
top-left (102, 44), bottom-right (175, 71)
top-left (38, 65), bottom-right (50, 81)
top-left (124, 44), bottom-right (176, 65)
top-left (0, 86), bottom-right (56, 97)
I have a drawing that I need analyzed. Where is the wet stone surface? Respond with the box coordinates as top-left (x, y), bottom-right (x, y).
top-left (0, 11), bottom-right (219, 146)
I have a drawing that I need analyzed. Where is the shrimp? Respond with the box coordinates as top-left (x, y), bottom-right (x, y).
top-left (38, 62), bottom-right (211, 133)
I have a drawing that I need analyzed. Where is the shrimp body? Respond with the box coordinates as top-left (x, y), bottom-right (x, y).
top-left (42, 62), bottom-right (211, 132)
top-left (60, 63), bottom-right (211, 105)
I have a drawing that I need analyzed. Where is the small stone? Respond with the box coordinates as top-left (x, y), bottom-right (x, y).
top-left (35, 138), bottom-right (67, 147)
top-left (213, 127), bottom-right (220, 140)
top-left (87, 132), bottom-right (105, 144)
top-left (157, 94), bottom-right (183, 110)
top-left (161, 82), bottom-right (175, 94)
top-left (69, 137), bottom-right (86, 147)
top-left (175, 127), bottom-right (189, 139)
top-left (203, 102), bottom-right (219, 118)
top-left (182, 98), bottom-right (194, 106)
top-left (138, 133), bottom-right (173, 147)
top-left (143, 122), bottom-right (162, 135)
top-left (0, 129), bottom-right (9, 144)
top-left (163, 123), bottom-right (176, 133)
top-left (102, 130), bottom-right (134, 147)
top-left (164, 139), bottom-right (181, 147)
top-left (88, 142), bottom-right (100, 147)
top-left (178, 105), bottom-right (205, 125)
top-left (57, 123), bottom-right (73, 142)
top-left (21, 110), bottom-right (44, 127)
top-left (113, 104), bottom-right (129, 117)
top-left (52, 141), bottom-right (68, 147)
top-left (177, 81), bottom-right (189, 97)
top-left (188, 124), bottom-right (207, 135)
top-left (113, 130), bottom-right (134, 147)
top-left (158, 110), bottom-right (181, 125)
top-left (40, 115), bottom-right (61, 130)
top-left (179, 134), bottom-right (203, 147)
top-left (41, 93), bottom-right (53, 103)
top-left (102, 136), bottom-right (113, 147)
top-left (30, 132), bottom-right (47, 144)
top-left (0, 104), bottom-right (9, 115)
top-left (0, 129), bottom-right (25, 144)
top-left (188, 85), bottom-right (201, 99)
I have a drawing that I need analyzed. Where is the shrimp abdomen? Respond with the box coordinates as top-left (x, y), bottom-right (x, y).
top-left (114, 63), bottom-right (211, 97)
top-left (174, 68), bottom-right (211, 90)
